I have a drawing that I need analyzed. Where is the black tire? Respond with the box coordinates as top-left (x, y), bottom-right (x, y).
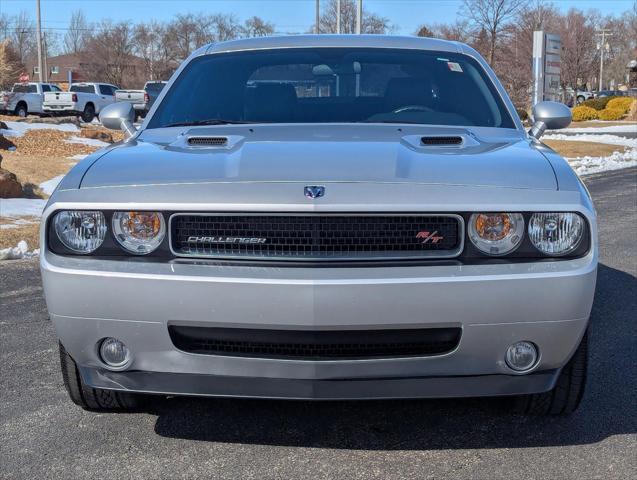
top-left (81, 103), bottom-right (95, 123)
top-left (59, 342), bottom-right (143, 411)
top-left (576, 95), bottom-right (585, 105)
top-left (514, 330), bottom-right (588, 416)
top-left (15, 102), bottom-right (27, 117)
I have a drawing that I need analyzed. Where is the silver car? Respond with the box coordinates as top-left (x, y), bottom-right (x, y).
top-left (41, 35), bottom-right (597, 415)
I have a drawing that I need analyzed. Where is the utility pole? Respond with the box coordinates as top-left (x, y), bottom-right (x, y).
top-left (315, 0), bottom-right (320, 34)
top-left (36, 0), bottom-right (44, 82)
top-left (356, 0), bottom-right (363, 34)
top-left (596, 29), bottom-right (613, 91)
top-left (43, 31), bottom-right (48, 82)
top-left (336, 0), bottom-right (341, 34)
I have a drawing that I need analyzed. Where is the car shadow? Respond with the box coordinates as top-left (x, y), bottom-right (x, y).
top-left (150, 263), bottom-right (636, 449)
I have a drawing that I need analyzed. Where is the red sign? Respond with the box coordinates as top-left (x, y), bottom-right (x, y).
top-left (18, 73), bottom-right (29, 83)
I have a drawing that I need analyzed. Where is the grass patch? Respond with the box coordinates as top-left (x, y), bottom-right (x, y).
top-left (0, 222), bottom-right (40, 250)
top-left (543, 140), bottom-right (627, 158)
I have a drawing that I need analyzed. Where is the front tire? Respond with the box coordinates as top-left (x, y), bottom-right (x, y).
top-left (59, 342), bottom-right (143, 411)
top-left (576, 95), bottom-right (585, 105)
top-left (514, 330), bottom-right (588, 416)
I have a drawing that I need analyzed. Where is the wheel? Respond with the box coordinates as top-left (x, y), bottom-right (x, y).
top-left (513, 330), bottom-right (588, 416)
top-left (81, 104), bottom-right (95, 123)
top-left (59, 342), bottom-right (143, 411)
top-left (15, 103), bottom-right (27, 117)
top-left (576, 95), bottom-right (585, 105)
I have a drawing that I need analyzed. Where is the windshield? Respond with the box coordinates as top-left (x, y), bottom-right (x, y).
top-left (148, 48), bottom-right (515, 129)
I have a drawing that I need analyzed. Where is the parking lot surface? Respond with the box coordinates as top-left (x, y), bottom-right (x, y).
top-left (1, 168), bottom-right (636, 479)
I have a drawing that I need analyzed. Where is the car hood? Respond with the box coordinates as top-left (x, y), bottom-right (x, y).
top-left (80, 125), bottom-right (557, 190)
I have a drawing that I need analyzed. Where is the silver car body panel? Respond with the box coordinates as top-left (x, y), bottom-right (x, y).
top-left (41, 35), bottom-right (597, 400)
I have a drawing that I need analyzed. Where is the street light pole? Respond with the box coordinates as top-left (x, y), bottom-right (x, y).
top-left (356, 0), bottom-right (362, 34)
top-left (36, 0), bottom-right (44, 82)
top-left (315, 0), bottom-right (320, 34)
top-left (336, 0), bottom-right (341, 34)
top-left (596, 29), bottom-right (613, 91)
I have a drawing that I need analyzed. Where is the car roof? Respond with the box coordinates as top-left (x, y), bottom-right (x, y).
top-left (205, 34), bottom-right (464, 55)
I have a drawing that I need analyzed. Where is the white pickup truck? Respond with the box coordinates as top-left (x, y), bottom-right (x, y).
top-left (1, 82), bottom-right (62, 117)
top-left (42, 82), bottom-right (119, 122)
top-left (114, 81), bottom-right (167, 120)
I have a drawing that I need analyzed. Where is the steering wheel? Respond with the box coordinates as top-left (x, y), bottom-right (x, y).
top-left (392, 105), bottom-right (434, 114)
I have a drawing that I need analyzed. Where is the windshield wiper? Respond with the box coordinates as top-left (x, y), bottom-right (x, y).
top-left (165, 119), bottom-right (254, 127)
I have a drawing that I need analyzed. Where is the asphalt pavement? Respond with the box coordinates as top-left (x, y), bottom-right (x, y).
top-left (1, 168), bottom-right (636, 479)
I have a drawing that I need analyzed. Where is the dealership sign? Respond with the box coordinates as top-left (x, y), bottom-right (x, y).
top-left (532, 31), bottom-right (561, 105)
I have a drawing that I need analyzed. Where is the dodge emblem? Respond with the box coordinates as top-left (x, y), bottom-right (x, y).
top-left (304, 185), bottom-right (325, 199)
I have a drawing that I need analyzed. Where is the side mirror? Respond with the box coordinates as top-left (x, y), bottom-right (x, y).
top-left (100, 102), bottom-right (137, 139)
top-left (529, 101), bottom-right (572, 139)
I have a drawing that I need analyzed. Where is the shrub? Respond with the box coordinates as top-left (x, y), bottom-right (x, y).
top-left (598, 107), bottom-right (626, 121)
top-left (606, 97), bottom-right (634, 114)
top-left (572, 105), bottom-right (598, 121)
top-left (581, 96), bottom-right (615, 110)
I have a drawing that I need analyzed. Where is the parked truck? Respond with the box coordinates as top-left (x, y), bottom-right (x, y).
top-left (42, 82), bottom-right (119, 122)
top-left (114, 81), bottom-right (167, 120)
top-left (1, 82), bottom-right (62, 117)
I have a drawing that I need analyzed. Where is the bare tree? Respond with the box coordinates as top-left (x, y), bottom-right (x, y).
top-left (0, 14), bottom-right (11, 42)
top-left (316, 0), bottom-right (391, 34)
top-left (83, 21), bottom-right (140, 87)
top-left (242, 16), bottom-right (275, 37)
top-left (0, 39), bottom-right (22, 89)
top-left (460, 0), bottom-right (528, 66)
top-left (557, 9), bottom-right (597, 93)
top-left (64, 10), bottom-right (90, 54)
top-left (11, 11), bottom-right (35, 64)
top-left (496, 0), bottom-right (560, 106)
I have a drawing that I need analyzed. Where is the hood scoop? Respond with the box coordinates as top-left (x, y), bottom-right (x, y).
top-left (421, 136), bottom-right (463, 146)
top-left (168, 131), bottom-right (244, 150)
top-left (187, 136), bottom-right (228, 147)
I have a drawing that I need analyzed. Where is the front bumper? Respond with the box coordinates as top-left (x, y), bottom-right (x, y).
top-left (42, 249), bottom-right (596, 400)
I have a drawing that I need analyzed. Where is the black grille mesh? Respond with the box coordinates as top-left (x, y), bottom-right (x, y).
top-left (171, 215), bottom-right (460, 260)
top-left (169, 326), bottom-right (461, 360)
top-left (187, 136), bottom-right (228, 146)
top-left (421, 136), bottom-right (463, 145)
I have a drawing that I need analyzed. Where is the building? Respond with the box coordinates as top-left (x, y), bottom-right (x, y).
top-left (23, 53), bottom-right (147, 90)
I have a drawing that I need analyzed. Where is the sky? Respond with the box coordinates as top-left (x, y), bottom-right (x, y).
top-left (0, 0), bottom-right (634, 36)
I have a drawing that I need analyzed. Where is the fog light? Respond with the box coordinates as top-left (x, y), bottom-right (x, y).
top-left (505, 341), bottom-right (538, 372)
top-left (99, 338), bottom-right (131, 368)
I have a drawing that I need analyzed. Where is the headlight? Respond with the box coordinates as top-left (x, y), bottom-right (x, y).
top-left (528, 212), bottom-right (584, 256)
top-left (468, 213), bottom-right (524, 256)
top-left (54, 210), bottom-right (107, 253)
top-left (112, 211), bottom-right (166, 254)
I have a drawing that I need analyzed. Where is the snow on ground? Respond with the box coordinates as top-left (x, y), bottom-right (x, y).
top-left (568, 149), bottom-right (637, 176)
top-left (0, 241), bottom-right (39, 260)
top-left (558, 123), bottom-right (637, 134)
top-left (543, 133), bottom-right (637, 148)
top-left (39, 175), bottom-right (65, 195)
top-left (65, 136), bottom-right (109, 147)
top-left (1, 120), bottom-right (79, 137)
top-left (0, 198), bottom-right (47, 218)
top-left (68, 153), bottom-right (89, 161)
top-left (0, 217), bottom-right (38, 229)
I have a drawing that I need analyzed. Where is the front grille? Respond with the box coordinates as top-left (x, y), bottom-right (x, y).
top-left (168, 326), bottom-right (461, 360)
top-left (170, 214), bottom-right (462, 261)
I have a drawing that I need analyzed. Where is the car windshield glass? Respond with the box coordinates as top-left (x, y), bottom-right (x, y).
top-left (70, 85), bottom-right (95, 94)
top-left (148, 48), bottom-right (515, 129)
